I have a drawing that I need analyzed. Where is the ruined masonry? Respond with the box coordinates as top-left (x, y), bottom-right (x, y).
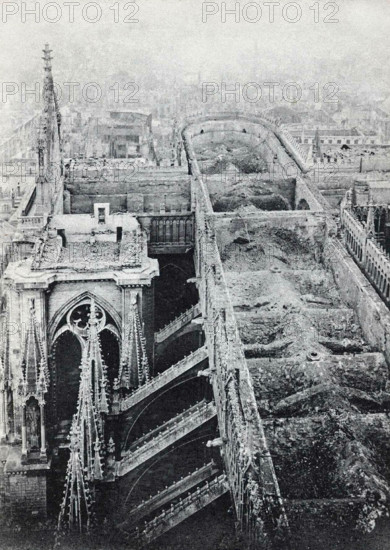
top-left (1, 46), bottom-right (390, 550)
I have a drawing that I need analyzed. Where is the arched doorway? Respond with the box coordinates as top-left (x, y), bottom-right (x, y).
top-left (54, 331), bottom-right (82, 422)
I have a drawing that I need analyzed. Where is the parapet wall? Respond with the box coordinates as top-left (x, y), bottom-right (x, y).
top-left (295, 176), bottom-right (330, 211)
top-left (181, 112), bottom-right (311, 173)
top-left (70, 192), bottom-right (191, 214)
top-left (324, 238), bottom-right (390, 365)
top-left (66, 169), bottom-right (191, 214)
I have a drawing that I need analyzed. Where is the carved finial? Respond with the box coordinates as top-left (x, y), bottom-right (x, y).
top-left (42, 43), bottom-right (53, 66)
top-left (89, 297), bottom-right (98, 326)
top-left (107, 437), bottom-right (115, 455)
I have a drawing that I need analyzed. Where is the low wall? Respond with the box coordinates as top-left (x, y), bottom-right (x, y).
top-left (324, 238), bottom-right (390, 364)
top-left (70, 192), bottom-right (191, 215)
top-left (295, 176), bottom-right (329, 211)
top-left (6, 471), bottom-right (48, 518)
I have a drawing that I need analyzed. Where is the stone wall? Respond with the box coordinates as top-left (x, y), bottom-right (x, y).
top-left (70, 192), bottom-right (191, 215)
top-left (67, 169), bottom-right (191, 215)
top-left (5, 468), bottom-right (48, 518)
top-left (324, 238), bottom-right (390, 364)
top-left (182, 113), bottom-right (311, 172)
top-left (190, 122), bottom-right (300, 175)
top-left (295, 176), bottom-right (329, 211)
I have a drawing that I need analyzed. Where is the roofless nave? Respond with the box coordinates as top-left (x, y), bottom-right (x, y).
top-left (1, 45), bottom-right (390, 550)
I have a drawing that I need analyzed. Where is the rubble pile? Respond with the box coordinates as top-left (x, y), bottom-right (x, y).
top-left (220, 221), bottom-right (390, 541)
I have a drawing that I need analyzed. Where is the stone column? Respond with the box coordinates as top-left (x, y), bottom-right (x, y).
top-left (40, 402), bottom-right (46, 458)
top-left (34, 289), bottom-right (48, 360)
top-left (0, 390), bottom-right (6, 442)
top-left (21, 404), bottom-right (27, 459)
top-left (121, 286), bottom-right (130, 331)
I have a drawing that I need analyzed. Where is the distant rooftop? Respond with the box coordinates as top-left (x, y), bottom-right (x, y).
top-left (290, 128), bottom-right (362, 137)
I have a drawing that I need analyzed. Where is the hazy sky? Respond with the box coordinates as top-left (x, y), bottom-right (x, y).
top-left (0, 1), bottom-right (389, 79)
top-left (0, 0), bottom-right (389, 116)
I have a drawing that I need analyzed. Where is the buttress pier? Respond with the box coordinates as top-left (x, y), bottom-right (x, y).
top-left (1, 208), bottom-right (159, 516)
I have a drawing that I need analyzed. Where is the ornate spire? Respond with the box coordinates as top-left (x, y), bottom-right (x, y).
top-left (19, 300), bottom-right (48, 401)
top-left (118, 296), bottom-right (149, 390)
top-left (72, 344), bottom-right (104, 481)
top-left (0, 307), bottom-right (9, 390)
top-left (56, 423), bottom-right (95, 536)
top-left (36, 44), bottom-right (62, 213)
top-left (313, 127), bottom-right (322, 160)
top-left (42, 44), bottom-right (54, 163)
top-left (57, 299), bottom-right (107, 534)
top-left (42, 44), bottom-right (53, 112)
top-left (84, 298), bottom-right (109, 416)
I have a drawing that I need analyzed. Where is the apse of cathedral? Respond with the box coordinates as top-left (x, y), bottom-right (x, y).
top-left (1, 13), bottom-right (390, 549)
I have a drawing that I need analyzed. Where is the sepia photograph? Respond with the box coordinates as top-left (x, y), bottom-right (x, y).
top-left (0, 1), bottom-right (390, 549)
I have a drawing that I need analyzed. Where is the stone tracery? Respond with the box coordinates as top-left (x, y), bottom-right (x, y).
top-left (57, 298), bottom-right (107, 533)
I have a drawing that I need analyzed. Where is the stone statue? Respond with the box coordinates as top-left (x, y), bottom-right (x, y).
top-left (27, 404), bottom-right (40, 450)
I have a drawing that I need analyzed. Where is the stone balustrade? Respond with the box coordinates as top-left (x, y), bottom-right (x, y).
top-left (154, 303), bottom-right (200, 344)
top-left (119, 346), bottom-right (207, 412)
top-left (116, 400), bottom-right (216, 478)
top-left (342, 207), bottom-right (390, 304)
top-left (149, 214), bottom-right (194, 247)
top-left (136, 474), bottom-right (229, 544)
top-left (118, 461), bottom-right (219, 529)
top-left (18, 215), bottom-right (45, 227)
